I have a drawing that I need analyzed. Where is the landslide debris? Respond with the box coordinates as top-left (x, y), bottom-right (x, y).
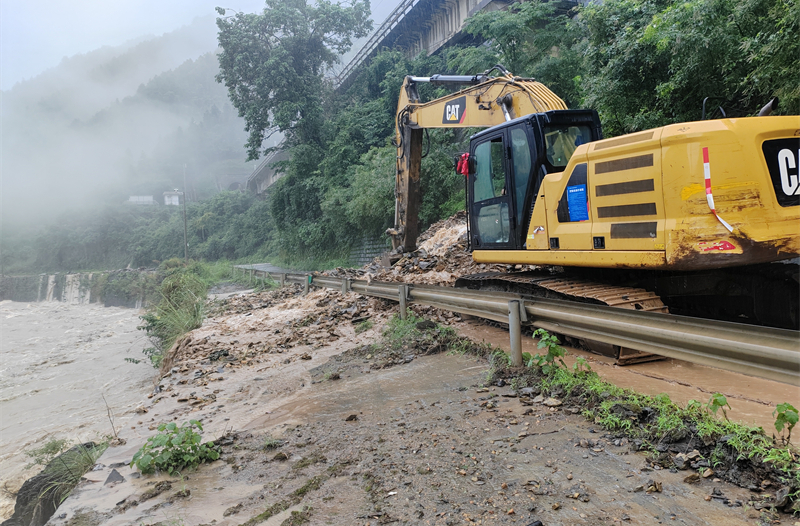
top-left (161, 288), bottom-right (391, 379)
top-left (324, 211), bottom-right (537, 286)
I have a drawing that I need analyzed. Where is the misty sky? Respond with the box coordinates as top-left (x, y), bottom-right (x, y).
top-left (0, 0), bottom-right (403, 91)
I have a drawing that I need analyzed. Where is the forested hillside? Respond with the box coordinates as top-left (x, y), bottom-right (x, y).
top-left (2, 0), bottom-right (796, 274)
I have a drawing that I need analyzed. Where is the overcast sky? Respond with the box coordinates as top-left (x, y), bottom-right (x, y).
top-left (0, 0), bottom-right (403, 91)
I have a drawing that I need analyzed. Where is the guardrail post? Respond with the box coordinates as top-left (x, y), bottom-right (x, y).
top-left (508, 300), bottom-right (522, 366)
top-left (399, 285), bottom-right (408, 320)
top-left (342, 278), bottom-right (350, 294)
top-left (279, 273), bottom-right (285, 288)
top-left (303, 275), bottom-right (310, 295)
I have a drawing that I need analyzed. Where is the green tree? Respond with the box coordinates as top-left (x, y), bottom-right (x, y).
top-left (215, 0), bottom-right (372, 160)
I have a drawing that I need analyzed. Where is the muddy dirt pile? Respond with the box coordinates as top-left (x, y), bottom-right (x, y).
top-left (205, 285), bottom-right (304, 317)
top-left (166, 288), bottom-right (392, 377)
top-left (325, 212), bottom-right (536, 286)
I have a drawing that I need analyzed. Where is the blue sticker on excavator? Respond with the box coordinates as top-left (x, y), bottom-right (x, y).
top-left (567, 184), bottom-right (589, 221)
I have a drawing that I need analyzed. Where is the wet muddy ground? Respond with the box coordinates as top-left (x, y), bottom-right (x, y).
top-left (46, 287), bottom-right (791, 526)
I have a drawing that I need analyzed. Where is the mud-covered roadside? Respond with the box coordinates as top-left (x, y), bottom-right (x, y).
top-left (44, 286), bottom-right (795, 526)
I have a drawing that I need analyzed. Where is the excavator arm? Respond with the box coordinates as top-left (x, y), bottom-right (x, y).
top-left (388, 66), bottom-right (568, 252)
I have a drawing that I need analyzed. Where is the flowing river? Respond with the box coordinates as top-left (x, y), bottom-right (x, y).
top-left (0, 300), bottom-right (153, 520)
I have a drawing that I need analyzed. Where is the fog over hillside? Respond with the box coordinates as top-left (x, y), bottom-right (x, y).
top-left (1, 1), bottom-right (405, 234)
top-left (1, 15), bottom-right (257, 228)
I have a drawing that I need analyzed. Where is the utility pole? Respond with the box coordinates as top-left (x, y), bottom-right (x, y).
top-left (182, 164), bottom-right (189, 262)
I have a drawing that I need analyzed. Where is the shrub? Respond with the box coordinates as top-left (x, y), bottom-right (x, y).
top-left (131, 420), bottom-right (219, 475)
top-left (138, 270), bottom-right (207, 367)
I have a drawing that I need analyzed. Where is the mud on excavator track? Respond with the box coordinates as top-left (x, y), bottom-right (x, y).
top-left (455, 272), bottom-right (669, 365)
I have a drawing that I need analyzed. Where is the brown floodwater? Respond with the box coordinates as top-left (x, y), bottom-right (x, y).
top-left (0, 300), bottom-right (153, 520)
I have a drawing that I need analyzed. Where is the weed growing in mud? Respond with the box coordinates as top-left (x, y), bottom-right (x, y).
top-left (241, 474), bottom-right (330, 526)
top-left (374, 311), bottom-right (492, 363)
top-left (282, 506), bottom-right (312, 525)
top-left (382, 310), bottom-right (424, 349)
top-left (529, 328), bottom-right (567, 374)
top-left (292, 453), bottom-right (326, 470)
top-left (707, 392), bottom-right (732, 420)
top-left (263, 436), bottom-right (284, 450)
top-left (322, 370), bottom-right (341, 381)
top-left (773, 403), bottom-right (798, 445)
top-left (130, 420), bottom-right (219, 475)
top-left (354, 319), bottom-right (373, 334)
top-left (24, 438), bottom-right (70, 469)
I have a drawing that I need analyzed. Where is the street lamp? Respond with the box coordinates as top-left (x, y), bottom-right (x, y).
top-left (175, 189), bottom-right (188, 262)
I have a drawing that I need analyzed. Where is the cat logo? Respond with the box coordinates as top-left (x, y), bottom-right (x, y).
top-left (442, 96), bottom-right (467, 124)
top-left (763, 138), bottom-right (800, 207)
top-left (778, 149), bottom-right (800, 196)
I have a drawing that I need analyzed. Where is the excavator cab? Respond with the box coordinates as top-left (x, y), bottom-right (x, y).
top-left (467, 110), bottom-right (601, 251)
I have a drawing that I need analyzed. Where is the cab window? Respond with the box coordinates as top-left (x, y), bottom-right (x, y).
top-left (545, 125), bottom-right (592, 168)
top-left (474, 138), bottom-right (506, 201)
top-left (510, 127), bottom-right (532, 228)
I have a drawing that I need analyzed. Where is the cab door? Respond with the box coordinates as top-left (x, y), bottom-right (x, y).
top-left (544, 154), bottom-right (594, 250)
top-left (469, 132), bottom-right (516, 249)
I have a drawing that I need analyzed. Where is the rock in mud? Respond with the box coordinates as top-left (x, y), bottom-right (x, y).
top-left (645, 480), bottom-right (662, 493)
top-left (673, 453), bottom-right (689, 470)
top-left (774, 486), bottom-right (790, 508)
top-left (542, 397), bottom-right (562, 407)
top-left (684, 473), bottom-right (701, 484)
top-left (223, 503), bottom-right (243, 516)
top-left (103, 469), bottom-right (125, 485)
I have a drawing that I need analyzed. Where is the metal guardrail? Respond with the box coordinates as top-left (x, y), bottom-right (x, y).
top-left (232, 266), bottom-right (800, 386)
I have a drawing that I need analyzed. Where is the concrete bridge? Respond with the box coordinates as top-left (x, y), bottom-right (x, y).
top-left (246, 0), bottom-right (519, 194)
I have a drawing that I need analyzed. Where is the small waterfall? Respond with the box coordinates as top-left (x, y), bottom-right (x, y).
top-left (45, 275), bottom-right (56, 302)
top-left (36, 274), bottom-right (45, 302)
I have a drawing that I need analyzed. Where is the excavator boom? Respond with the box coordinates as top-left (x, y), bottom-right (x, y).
top-left (389, 67), bottom-right (568, 252)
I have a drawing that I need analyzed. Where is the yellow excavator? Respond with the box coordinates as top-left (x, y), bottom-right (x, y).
top-left (388, 66), bottom-right (799, 347)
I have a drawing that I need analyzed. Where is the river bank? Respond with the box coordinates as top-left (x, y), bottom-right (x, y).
top-left (0, 301), bottom-right (153, 520)
top-left (44, 286), bottom-right (794, 525)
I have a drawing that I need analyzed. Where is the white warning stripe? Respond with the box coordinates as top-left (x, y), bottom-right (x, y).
top-left (702, 147), bottom-right (734, 233)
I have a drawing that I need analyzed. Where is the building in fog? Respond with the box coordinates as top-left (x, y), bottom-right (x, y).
top-left (163, 191), bottom-right (182, 206)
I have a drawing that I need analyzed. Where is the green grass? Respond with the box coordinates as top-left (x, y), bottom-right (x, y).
top-left (138, 270), bottom-right (207, 367)
top-left (503, 353), bottom-right (800, 493)
top-left (38, 443), bottom-right (107, 508)
top-left (263, 436), bottom-right (284, 450)
top-left (354, 319), bottom-right (374, 334)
